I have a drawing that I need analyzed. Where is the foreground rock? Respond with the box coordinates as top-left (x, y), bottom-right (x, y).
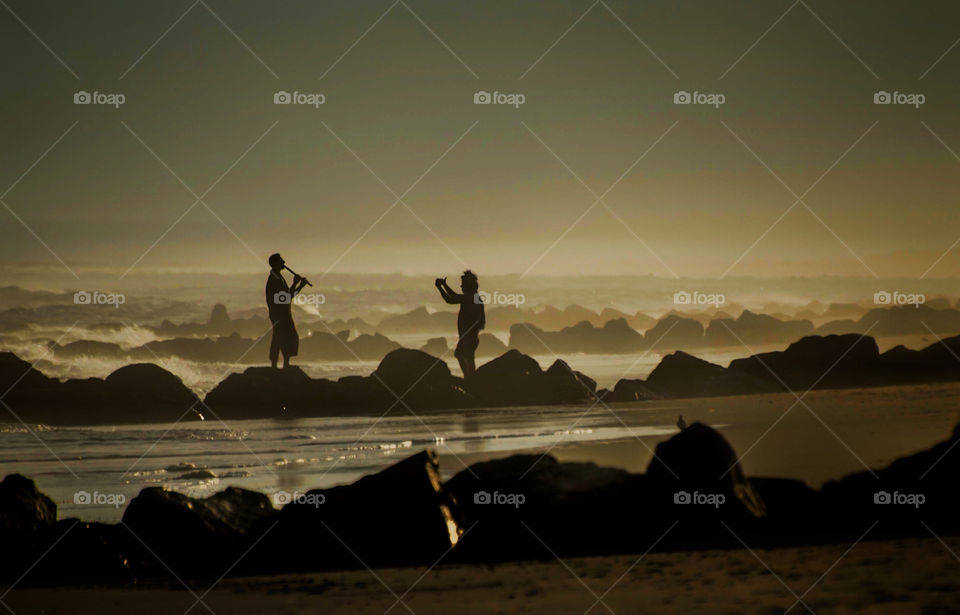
top-left (245, 450), bottom-right (462, 573)
top-left (3, 419), bottom-right (960, 585)
top-left (646, 422), bottom-right (767, 527)
top-left (0, 474), bottom-right (56, 580)
top-left (122, 486), bottom-right (275, 577)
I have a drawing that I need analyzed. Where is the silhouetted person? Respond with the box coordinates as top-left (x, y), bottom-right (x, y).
top-left (435, 270), bottom-right (485, 379)
top-left (266, 253), bottom-right (307, 368)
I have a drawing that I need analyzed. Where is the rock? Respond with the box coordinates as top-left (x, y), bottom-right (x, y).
top-left (601, 378), bottom-right (662, 402)
top-left (104, 363), bottom-right (199, 408)
top-left (468, 351), bottom-right (595, 406)
top-left (122, 486), bottom-right (275, 577)
top-left (728, 334), bottom-right (881, 390)
top-left (444, 454), bottom-right (655, 560)
top-left (646, 422), bottom-right (766, 526)
top-left (203, 366), bottom-right (339, 419)
top-left (477, 332), bottom-right (508, 357)
top-left (821, 424), bottom-right (960, 537)
top-left (508, 319), bottom-right (646, 355)
top-left (1, 352), bottom-right (201, 425)
top-left (470, 350), bottom-right (544, 406)
top-left (178, 470), bottom-right (216, 480)
top-left (0, 474), bottom-right (57, 579)
top-left (644, 351), bottom-right (776, 398)
top-left (246, 449), bottom-right (461, 573)
top-left (372, 348), bottom-right (472, 410)
top-left (29, 520), bottom-right (154, 584)
top-left (704, 310), bottom-right (814, 347)
top-left (419, 337), bottom-right (449, 356)
top-left (543, 359), bottom-right (596, 402)
top-left (644, 315), bottom-right (705, 350)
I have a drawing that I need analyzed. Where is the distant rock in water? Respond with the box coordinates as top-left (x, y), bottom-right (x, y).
top-left (509, 318), bottom-right (645, 355)
top-left (204, 348), bottom-right (593, 419)
top-left (728, 333), bottom-right (881, 391)
top-left (419, 337), bottom-right (449, 356)
top-left (468, 350), bottom-right (595, 406)
top-left (598, 378), bottom-right (661, 402)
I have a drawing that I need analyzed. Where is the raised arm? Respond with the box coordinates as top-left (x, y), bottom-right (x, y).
top-left (435, 278), bottom-right (463, 304)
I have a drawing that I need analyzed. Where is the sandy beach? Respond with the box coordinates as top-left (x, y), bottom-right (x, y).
top-left (5, 534), bottom-right (959, 614)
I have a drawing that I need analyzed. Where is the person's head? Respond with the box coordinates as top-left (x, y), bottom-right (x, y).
top-left (461, 270), bottom-right (478, 293)
top-left (268, 253), bottom-right (285, 272)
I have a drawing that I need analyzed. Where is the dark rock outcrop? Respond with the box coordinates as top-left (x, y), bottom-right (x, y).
top-left (444, 454), bottom-right (653, 560)
top-left (647, 422), bottom-right (766, 522)
top-left (246, 449), bottom-right (461, 572)
top-left (468, 350), bottom-right (595, 406)
top-left (0, 474), bottom-right (57, 579)
top-left (0, 352), bottom-right (200, 425)
top-left (122, 486), bottom-right (275, 576)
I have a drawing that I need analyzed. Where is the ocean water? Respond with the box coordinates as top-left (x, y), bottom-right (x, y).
top-left (0, 404), bottom-right (682, 523)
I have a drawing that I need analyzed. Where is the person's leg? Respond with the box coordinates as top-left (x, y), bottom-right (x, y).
top-left (269, 321), bottom-right (280, 368)
top-left (454, 339), bottom-right (469, 377)
top-left (460, 334), bottom-right (479, 379)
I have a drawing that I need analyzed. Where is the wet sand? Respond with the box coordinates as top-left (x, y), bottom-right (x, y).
top-left (447, 381), bottom-right (960, 488)
top-left (5, 534), bottom-right (959, 614)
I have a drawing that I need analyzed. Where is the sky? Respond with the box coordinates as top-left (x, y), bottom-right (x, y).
top-left (2, 0), bottom-right (960, 282)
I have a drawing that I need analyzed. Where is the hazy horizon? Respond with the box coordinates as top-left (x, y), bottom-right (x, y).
top-left (4, 0), bottom-right (960, 280)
